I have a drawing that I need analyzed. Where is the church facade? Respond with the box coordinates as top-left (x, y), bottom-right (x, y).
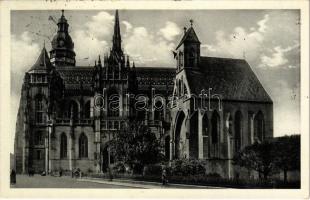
top-left (14, 10), bottom-right (273, 178)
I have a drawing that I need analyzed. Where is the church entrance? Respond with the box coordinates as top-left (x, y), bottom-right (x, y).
top-left (101, 145), bottom-right (114, 172)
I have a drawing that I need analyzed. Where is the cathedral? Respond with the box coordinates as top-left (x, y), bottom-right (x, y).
top-left (14, 10), bottom-right (273, 178)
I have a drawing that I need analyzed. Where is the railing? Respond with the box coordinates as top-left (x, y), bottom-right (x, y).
top-left (100, 119), bottom-right (127, 130)
top-left (55, 118), bottom-right (92, 125)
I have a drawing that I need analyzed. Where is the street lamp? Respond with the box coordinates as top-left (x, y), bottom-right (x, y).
top-left (46, 119), bottom-right (53, 174)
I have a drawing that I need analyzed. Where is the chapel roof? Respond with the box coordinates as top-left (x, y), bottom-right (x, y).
top-left (184, 56), bottom-right (273, 103)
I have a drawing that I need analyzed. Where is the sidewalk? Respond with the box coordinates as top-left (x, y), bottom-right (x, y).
top-left (79, 177), bottom-right (224, 189)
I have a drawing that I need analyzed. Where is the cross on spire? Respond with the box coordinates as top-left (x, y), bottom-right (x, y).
top-left (61, 10), bottom-right (64, 16)
top-left (190, 19), bottom-right (194, 27)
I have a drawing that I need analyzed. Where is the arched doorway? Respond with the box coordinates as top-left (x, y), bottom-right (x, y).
top-left (254, 111), bottom-right (264, 142)
top-left (234, 111), bottom-right (242, 153)
top-left (101, 144), bottom-right (114, 172)
top-left (174, 111), bottom-right (185, 159)
top-left (164, 135), bottom-right (170, 161)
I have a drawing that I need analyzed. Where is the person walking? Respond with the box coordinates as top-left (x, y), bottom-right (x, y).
top-left (10, 169), bottom-right (16, 185)
top-left (162, 168), bottom-right (167, 186)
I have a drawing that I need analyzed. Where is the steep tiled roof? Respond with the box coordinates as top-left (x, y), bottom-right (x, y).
top-left (135, 67), bottom-right (175, 91)
top-left (56, 66), bottom-right (94, 90)
top-left (29, 47), bottom-right (53, 71)
top-left (176, 27), bottom-right (200, 50)
top-left (185, 56), bottom-right (272, 103)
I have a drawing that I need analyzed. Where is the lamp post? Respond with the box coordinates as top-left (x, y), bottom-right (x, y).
top-left (47, 119), bottom-right (53, 174)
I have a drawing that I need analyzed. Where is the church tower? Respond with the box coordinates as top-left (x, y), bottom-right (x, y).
top-left (175, 20), bottom-right (200, 72)
top-left (16, 45), bottom-right (63, 173)
top-left (50, 10), bottom-right (76, 67)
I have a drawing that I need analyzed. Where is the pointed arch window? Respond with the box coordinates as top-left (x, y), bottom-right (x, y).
top-left (179, 51), bottom-right (183, 68)
top-left (211, 111), bottom-right (220, 144)
top-left (68, 101), bottom-right (79, 119)
top-left (254, 111), bottom-right (265, 142)
top-left (35, 96), bottom-right (44, 123)
top-left (211, 111), bottom-right (220, 158)
top-left (60, 133), bottom-right (67, 158)
top-left (107, 88), bottom-right (120, 117)
top-left (189, 47), bottom-right (196, 67)
top-left (79, 133), bottom-right (88, 158)
top-left (234, 111), bottom-right (243, 152)
top-left (84, 101), bottom-right (91, 119)
top-left (34, 131), bottom-right (44, 145)
top-left (202, 114), bottom-right (209, 158)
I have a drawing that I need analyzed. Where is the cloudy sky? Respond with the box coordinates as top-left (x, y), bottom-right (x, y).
top-left (10, 9), bottom-right (300, 151)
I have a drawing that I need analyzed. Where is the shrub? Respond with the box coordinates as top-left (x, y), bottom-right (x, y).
top-left (112, 162), bottom-right (126, 173)
top-left (143, 164), bottom-right (163, 176)
top-left (132, 162), bottom-right (144, 174)
top-left (206, 172), bottom-right (221, 179)
top-left (170, 159), bottom-right (206, 176)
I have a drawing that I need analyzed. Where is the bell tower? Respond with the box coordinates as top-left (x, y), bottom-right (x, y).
top-left (175, 19), bottom-right (200, 72)
top-left (50, 10), bottom-right (76, 67)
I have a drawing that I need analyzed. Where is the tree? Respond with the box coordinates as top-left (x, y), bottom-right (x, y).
top-left (110, 121), bottom-right (163, 173)
top-left (272, 135), bottom-right (300, 182)
top-left (233, 140), bottom-right (276, 181)
top-left (233, 135), bottom-right (301, 182)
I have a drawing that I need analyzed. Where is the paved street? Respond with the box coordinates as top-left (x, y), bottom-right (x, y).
top-left (11, 175), bottom-right (222, 189)
top-left (11, 175), bottom-right (138, 188)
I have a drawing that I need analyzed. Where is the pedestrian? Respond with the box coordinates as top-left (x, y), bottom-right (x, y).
top-left (10, 169), bottom-right (16, 185)
top-left (59, 169), bottom-right (62, 177)
top-left (162, 168), bottom-right (167, 186)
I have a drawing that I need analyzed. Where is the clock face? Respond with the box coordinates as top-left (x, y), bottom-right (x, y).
top-left (59, 40), bottom-right (64, 47)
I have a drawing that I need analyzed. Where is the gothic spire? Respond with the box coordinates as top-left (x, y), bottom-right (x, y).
top-left (112, 10), bottom-right (122, 55)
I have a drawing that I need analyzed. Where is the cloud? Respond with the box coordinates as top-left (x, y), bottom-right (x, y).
top-left (11, 31), bottom-right (40, 73)
top-left (257, 14), bottom-right (269, 33)
top-left (260, 43), bottom-right (299, 68)
top-left (271, 79), bottom-right (300, 136)
top-left (202, 26), bottom-right (264, 61)
top-left (72, 12), bottom-right (178, 67)
top-left (72, 30), bottom-right (109, 66)
top-left (201, 12), bottom-right (300, 70)
top-left (158, 21), bottom-right (182, 41)
top-left (71, 11), bottom-right (115, 65)
top-left (85, 11), bottom-right (114, 40)
top-left (123, 26), bottom-right (176, 67)
top-left (122, 20), bottom-right (133, 33)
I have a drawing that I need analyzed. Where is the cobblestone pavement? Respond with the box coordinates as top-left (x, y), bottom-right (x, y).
top-left (11, 175), bottom-right (223, 189)
top-left (11, 175), bottom-right (138, 188)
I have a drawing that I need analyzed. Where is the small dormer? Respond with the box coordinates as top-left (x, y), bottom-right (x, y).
top-left (175, 19), bottom-right (201, 72)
